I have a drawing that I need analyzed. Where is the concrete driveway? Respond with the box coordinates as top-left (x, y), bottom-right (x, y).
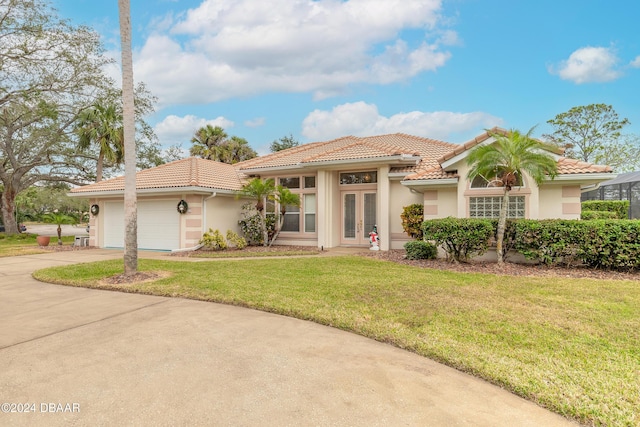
top-left (0, 250), bottom-right (576, 426)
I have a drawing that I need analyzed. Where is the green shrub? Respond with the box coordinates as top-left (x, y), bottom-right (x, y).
top-left (200, 228), bottom-right (227, 250)
top-left (514, 220), bottom-right (586, 266)
top-left (238, 203), bottom-right (276, 245)
top-left (404, 240), bottom-right (437, 260)
top-left (400, 204), bottom-right (424, 240)
top-left (514, 219), bottom-right (640, 270)
top-left (226, 230), bottom-right (247, 249)
top-left (422, 217), bottom-right (493, 262)
top-left (581, 210), bottom-right (618, 220)
top-left (578, 220), bottom-right (640, 270)
top-left (581, 200), bottom-right (629, 219)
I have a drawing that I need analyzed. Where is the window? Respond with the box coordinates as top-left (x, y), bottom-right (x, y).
top-left (304, 194), bottom-right (316, 232)
top-left (340, 171), bottom-right (377, 185)
top-left (469, 196), bottom-right (525, 219)
top-left (304, 176), bottom-right (316, 188)
top-left (281, 205), bottom-right (300, 232)
top-left (279, 177), bottom-right (300, 189)
top-left (274, 174), bottom-right (316, 233)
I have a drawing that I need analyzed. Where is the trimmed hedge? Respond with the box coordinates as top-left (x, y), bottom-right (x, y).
top-left (581, 210), bottom-right (618, 220)
top-left (514, 220), bottom-right (586, 266)
top-left (515, 219), bottom-right (640, 270)
top-left (422, 217), bottom-right (493, 262)
top-left (422, 217), bottom-right (640, 270)
top-left (404, 240), bottom-right (437, 260)
top-left (581, 200), bottom-right (629, 219)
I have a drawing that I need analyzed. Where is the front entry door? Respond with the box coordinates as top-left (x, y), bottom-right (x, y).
top-left (341, 191), bottom-right (376, 245)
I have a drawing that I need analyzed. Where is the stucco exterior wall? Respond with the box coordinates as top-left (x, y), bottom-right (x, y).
top-left (422, 188), bottom-right (457, 219)
top-left (538, 185), bottom-right (582, 219)
top-left (204, 195), bottom-right (246, 240)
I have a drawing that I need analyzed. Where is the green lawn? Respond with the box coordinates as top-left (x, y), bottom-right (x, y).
top-left (0, 233), bottom-right (75, 257)
top-left (33, 256), bottom-right (639, 426)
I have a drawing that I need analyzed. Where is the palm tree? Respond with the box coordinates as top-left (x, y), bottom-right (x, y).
top-left (75, 103), bottom-right (124, 182)
top-left (466, 128), bottom-right (558, 263)
top-left (238, 178), bottom-right (276, 246)
top-left (119, 0), bottom-right (138, 275)
top-left (43, 212), bottom-right (76, 245)
top-left (269, 186), bottom-right (301, 247)
top-left (190, 125), bottom-right (228, 161)
top-left (219, 136), bottom-right (257, 164)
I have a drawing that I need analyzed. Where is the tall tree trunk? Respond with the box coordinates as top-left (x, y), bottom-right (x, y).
top-left (1, 188), bottom-right (19, 234)
top-left (496, 190), bottom-right (509, 264)
top-left (268, 213), bottom-right (285, 248)
top-left (96, 150), bottom-right (104, 182)
top-left (118, 0), bottom-right (138, 275)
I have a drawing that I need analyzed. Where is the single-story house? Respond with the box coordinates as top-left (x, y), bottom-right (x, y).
top-left (70, 128), bottom-right (614, 251)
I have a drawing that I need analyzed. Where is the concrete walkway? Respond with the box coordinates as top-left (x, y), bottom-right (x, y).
top-left (0, 250), bottom-right (576, 426)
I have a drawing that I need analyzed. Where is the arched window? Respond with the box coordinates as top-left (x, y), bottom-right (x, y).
top-left (470, 174), bottom-right (523, 188)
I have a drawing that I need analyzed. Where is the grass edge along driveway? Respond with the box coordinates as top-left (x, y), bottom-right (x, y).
top-left (34, 255), bottom-right (640, 427)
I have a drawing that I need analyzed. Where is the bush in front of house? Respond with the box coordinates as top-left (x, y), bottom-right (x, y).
top-left (226, 230), bottom-right (247, 249)
top-left (581, 210), bottom-right (618, 220)
top-left (401, 203), bottom-right (424, 240)
top-left (578, 220), bottom-right (640, 270)
top-left (581, 200), bottom-right (629, 219)
top-left (238, 203), bottom-right (276, 245)
top-left (514, 220), bottom-right (587, 266)
top-left (200, 228), bottom-right (228, 250)
top-left (422, 217), bottom-right (493, 262)
top-left (515, 219), bottom-right (640, 270)
top-left (404, 240), bottom-right (437, 260)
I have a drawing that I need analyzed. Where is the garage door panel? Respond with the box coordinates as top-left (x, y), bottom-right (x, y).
top-left (103, 201), bottom-right (180, 251)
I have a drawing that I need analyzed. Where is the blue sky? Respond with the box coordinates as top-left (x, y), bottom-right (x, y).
top-left (52, 0), bottom-right (640, 155)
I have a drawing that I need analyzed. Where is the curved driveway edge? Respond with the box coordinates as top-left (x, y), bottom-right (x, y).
top-left (0, 251), bottom-right (577, 426)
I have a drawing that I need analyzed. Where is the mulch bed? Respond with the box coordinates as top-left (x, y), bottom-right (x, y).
top-left (363, 249), bottom-right (640, 281)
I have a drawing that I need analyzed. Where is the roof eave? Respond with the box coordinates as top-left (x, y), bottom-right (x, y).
top-left (544, 173), bottom-right (616, 184)
top-left (239, 155), bottom-right (420, 174)
top-left (401, 178), bottom-right (459, 190)
top-left (68, 186), bottom-right (239, 198)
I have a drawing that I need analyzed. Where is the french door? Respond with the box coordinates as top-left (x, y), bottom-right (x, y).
top-left (341, 191), bottom-right (376, 245)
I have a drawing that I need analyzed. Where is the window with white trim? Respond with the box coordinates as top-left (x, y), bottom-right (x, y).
top-left (469, 196), bottom-right (525, 219)
top-left (304, 194), bottom-right (316, 232)
top-left (275, 175), bottom-right (317, 233)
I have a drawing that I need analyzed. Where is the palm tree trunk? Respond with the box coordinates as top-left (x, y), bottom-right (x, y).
top-left (96, 151), bottom-right (104, 182)
top-left (268, 215), bottom-right (285, 248)
top-left (496, 190), bottom-right (509, 264)
top-left (57, 225), bottom-right (62, 245)
top-left (118, 0), bottom-right (138, 275)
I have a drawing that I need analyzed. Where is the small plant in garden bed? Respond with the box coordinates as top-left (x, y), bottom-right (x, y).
top-left (404, 240), bottom-right (437, 260)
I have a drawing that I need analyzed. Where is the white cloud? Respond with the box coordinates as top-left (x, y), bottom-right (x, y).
top-left (631, 55), bottom-right (640, 68)
top-left (551, 46), bottom-right (621, 84)
top-left (301, 102), bottom-right (502, 142)
top-left (136, 0), bottom-right (453, 105)
top-left (153, 114), bottom-right (234, 146)
top-left (244, 117), bottom-right (265, 128)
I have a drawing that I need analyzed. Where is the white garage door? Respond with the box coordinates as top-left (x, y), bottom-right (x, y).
top-left (104, 200), bottom-right (181, 251)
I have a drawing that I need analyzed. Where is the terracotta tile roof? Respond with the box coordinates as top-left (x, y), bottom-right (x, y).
top-left (405, 165), bottom-right (458, 180)
top-left (70, 132), bottom-right (612, 195)
top-left (437, 127), bottom-right (565, 164)
top-left (405, 154), bottom-right (612, 182)
top-left (556, 157), bottom-right (612, 174)
top-left (235, 133), bottom-right (457, 172)
top-left (70, 157), bottom-right (245, 193)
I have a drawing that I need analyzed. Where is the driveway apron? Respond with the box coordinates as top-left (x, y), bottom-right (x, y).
top-left (0, 251), bottom-right (576, 426)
